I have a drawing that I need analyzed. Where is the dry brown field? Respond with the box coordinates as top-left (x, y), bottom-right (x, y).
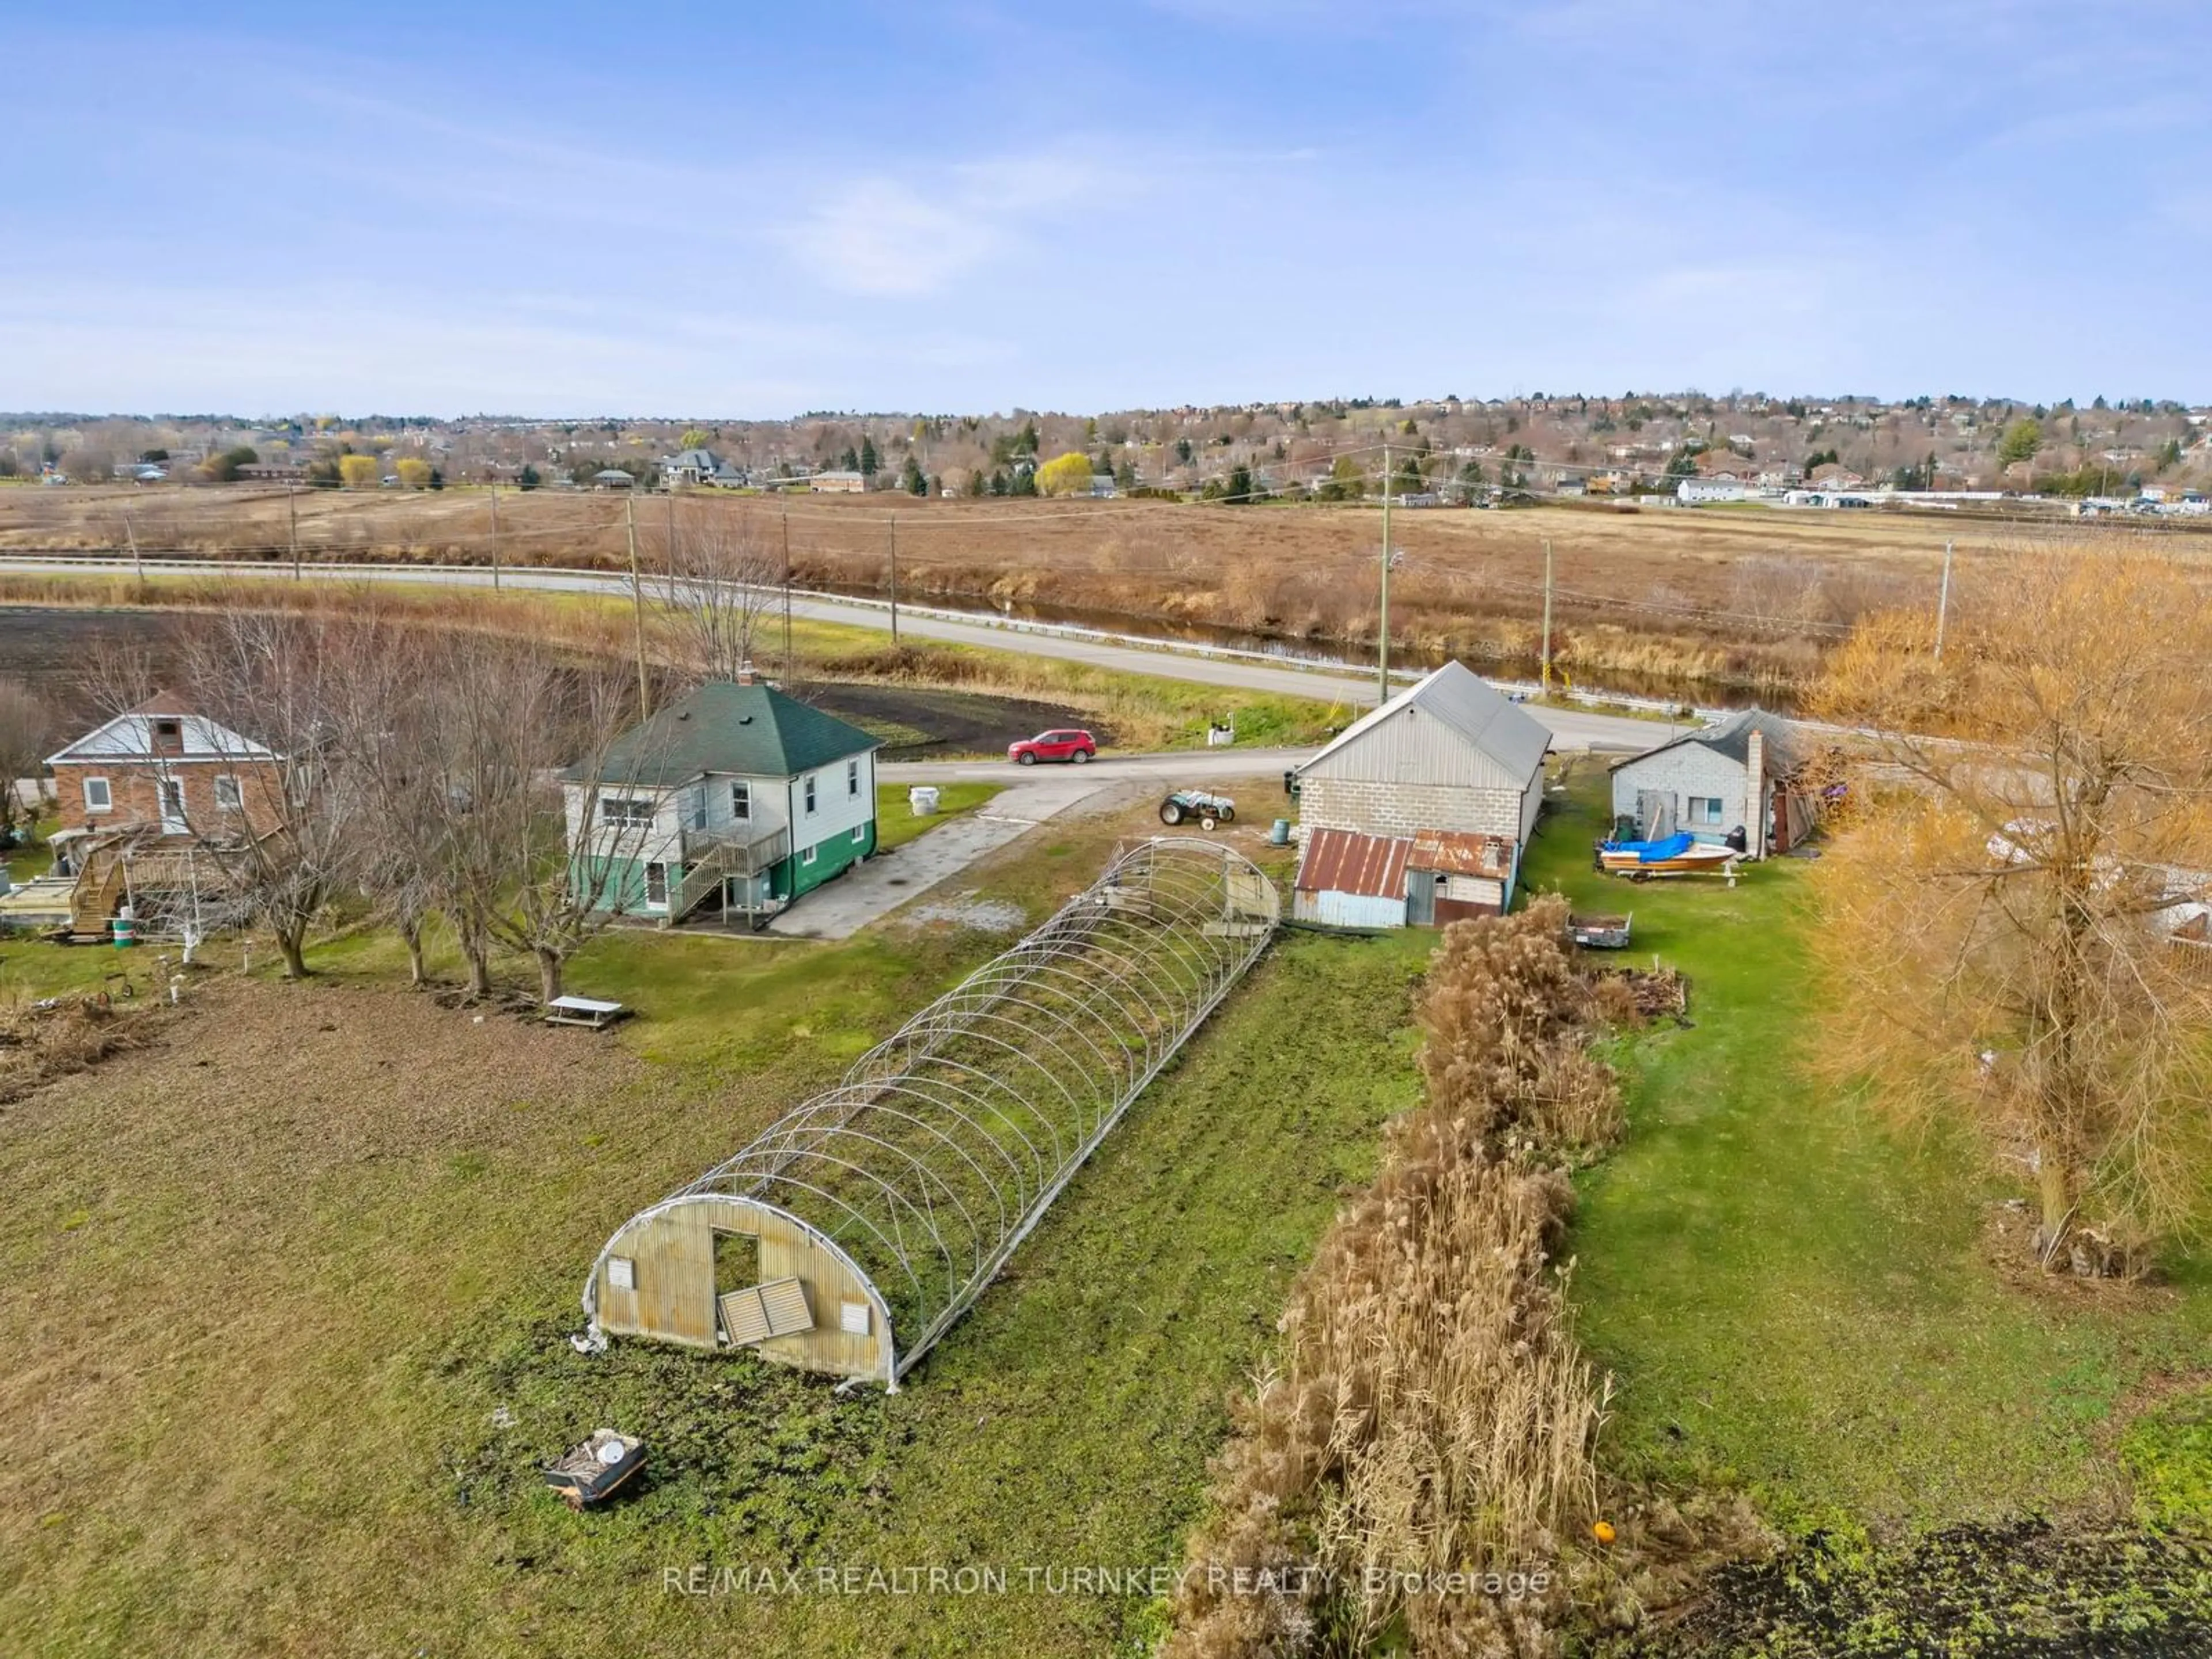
top-left (1, 484), bottom-right (2194, 688)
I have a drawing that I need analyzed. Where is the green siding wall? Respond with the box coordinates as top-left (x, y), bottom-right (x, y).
top-left (577, 853), bottom-right (679, 914)
top-left (781, 821), bottom-right (875, 900)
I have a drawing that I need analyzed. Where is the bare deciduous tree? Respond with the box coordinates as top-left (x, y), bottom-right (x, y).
top-left (0, 676), bottom-right (56, 834)
top-left (172, 611), bottom-right (363, 979)
top-left (324, 615), bottom-right (445, 984)
top-left (1810, 547), bottom-right (2212, 1268)
top-left (425, 637), bottom-right (662, 1002)
top-left (650, 501), bottom-right (780, 685)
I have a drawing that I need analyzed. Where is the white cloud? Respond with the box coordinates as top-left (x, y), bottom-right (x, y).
top-left (774, 179), bottom-right (1006, 298)
top-left (773, 146), bottom-right (1134, 299)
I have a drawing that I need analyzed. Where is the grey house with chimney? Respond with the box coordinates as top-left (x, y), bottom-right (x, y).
top-left (1606, 707), bottom-right (1812, 858)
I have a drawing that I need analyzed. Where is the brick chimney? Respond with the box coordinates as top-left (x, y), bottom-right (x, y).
top-left (1744, 727), bottom-right (1765, 860)
top-left (734, 663), bottom-right (756, 686)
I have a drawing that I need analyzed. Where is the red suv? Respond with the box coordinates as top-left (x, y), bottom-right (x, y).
top-left (1007, 728), bottom-right (1097, 766)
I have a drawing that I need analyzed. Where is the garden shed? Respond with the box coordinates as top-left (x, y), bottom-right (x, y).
top-left (581, 838), bottom-right (1281, 1388)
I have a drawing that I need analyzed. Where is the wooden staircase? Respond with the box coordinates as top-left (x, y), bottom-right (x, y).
top-left (669, 824), bottom-right (790, 925)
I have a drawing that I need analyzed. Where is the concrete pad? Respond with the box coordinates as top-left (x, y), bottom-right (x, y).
top-left (766, 777), bottom-right (1106, 941)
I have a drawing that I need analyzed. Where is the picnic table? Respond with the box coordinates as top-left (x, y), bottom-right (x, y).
top-left (545, 995), bottom-right (629, 1031)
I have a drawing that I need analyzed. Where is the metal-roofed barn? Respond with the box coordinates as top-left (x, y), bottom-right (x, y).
top-left (581, 838), bottom-right (1280, 1387)
top-left (1293, 660), bottom-right (1552, 847)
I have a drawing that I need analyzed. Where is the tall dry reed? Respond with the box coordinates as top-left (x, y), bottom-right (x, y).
top-left (1169, 900), bottom-right (1622, 1659)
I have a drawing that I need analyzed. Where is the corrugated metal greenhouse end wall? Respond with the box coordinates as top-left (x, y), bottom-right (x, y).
top-left (578, 837), bottom-right (1282, 1388)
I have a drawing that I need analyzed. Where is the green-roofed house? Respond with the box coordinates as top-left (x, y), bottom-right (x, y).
top-left (559, 677), bottom-right (881, 928)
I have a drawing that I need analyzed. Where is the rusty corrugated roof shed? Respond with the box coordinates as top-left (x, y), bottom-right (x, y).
top-left (1408, 828), bottom-right (1515, 880)
top-left (1294, 827), bottom-right (1412, 897)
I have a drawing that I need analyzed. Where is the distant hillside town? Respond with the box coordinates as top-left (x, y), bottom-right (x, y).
top-left (5, 390), bottom-right (2208, 516)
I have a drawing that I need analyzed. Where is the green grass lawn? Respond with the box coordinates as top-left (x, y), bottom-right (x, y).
top-left (1, 808), bottom-right (1430, 1656)
top-left (1520, 767), bottom-right (2212, 1537)
top-left (5, 815), bottom-right (54, 886)
top-left (872, 781), bottom-right (1003, 853)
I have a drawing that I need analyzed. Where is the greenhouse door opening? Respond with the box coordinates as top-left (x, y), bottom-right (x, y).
top-left (715, 1229), bottom-right (813, 1348)
top-left (714, 1229), bottom-right (759, 1299)
top-left (713, 1230), bottom-right (759, 1345)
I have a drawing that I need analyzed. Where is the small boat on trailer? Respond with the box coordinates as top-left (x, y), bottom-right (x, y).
top-left (1596, 832), bottom-right (1740, 880)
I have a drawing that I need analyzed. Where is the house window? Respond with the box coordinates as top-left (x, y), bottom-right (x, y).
top-left (730, 781), bottom-right (751, 821)
top-left (644, 861), bottom-right (669, 906)
top-left (600, 795), bottom-right (654, 828)
top-left (1688, 796), bottom-right (1725, 825)
top-left (84, 777), bottom-right (112, 812)
top-left (804, 775), bottom-right (817, 816)
top-left (851, 826), bottom-right (865, 844)
top-left (847, 758), bottom-right (860, 797)
top-left (214, 774), bottom-right (243, 811)
top-left (801, 844), bottom-right (817, 867)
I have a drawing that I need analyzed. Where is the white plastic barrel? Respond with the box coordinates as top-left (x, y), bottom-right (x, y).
top-left (908, 785), bottom-right (941, 816)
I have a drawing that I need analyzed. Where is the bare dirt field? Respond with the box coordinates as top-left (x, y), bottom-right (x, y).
top-left (10, 484), bottom-right (2191, 688)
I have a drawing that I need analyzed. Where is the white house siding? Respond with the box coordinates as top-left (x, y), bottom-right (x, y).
top-left (787, 752), bottom-right (877, 854)
top-left (1299, 776), bottom-right (1523, 842)
top-left (1609, 746), bottom-right (1759, 843)
top-left (564, 785), bottom-right (681, 862)
top-left (563, 783), bottom-right (687, 915)
top-left (682, 771), bottom-right (794, 840)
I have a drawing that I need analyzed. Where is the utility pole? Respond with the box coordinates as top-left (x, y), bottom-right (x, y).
top-left (626, 493), bottom-right (650, 715)
top-left (287, 485), bottom-right (300, 581)
top-left (781, 507), bottom-right (793, 681)
top-left (123, 510), bottom-right (141, 581)
top-left (1934, 537), bottom-right (1955, 662)
top-left (1377, 440), bottom-right (1391, 699)
top-left (488, 486), bottom-right (501, 590)
top-left (1541, 539), bottom-right (1555, 696)
top-left (888, 512), bottom-right (900, 646)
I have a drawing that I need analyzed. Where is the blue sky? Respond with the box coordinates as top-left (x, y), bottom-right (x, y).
top-left (3, 1), bottom-right (2207, 417)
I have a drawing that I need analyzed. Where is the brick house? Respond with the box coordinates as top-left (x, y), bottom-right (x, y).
top-left (45, 692), bottom-right (285, 843)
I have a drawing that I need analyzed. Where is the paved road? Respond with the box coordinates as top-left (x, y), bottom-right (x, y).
top-left (878, 749), bottom-right (1311, 786)
top-left (0, 555), bottom-right (1668, 752)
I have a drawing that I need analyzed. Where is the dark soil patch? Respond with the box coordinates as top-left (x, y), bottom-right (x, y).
top-left (1666, 1518), bottom-right (2212, 1656)
top-left (0, 604), bottom-right (185, 729)
top-left (801, 681), bottom-right (1100, 759)
top-left (0, 605), bottom-right (1093, 763)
